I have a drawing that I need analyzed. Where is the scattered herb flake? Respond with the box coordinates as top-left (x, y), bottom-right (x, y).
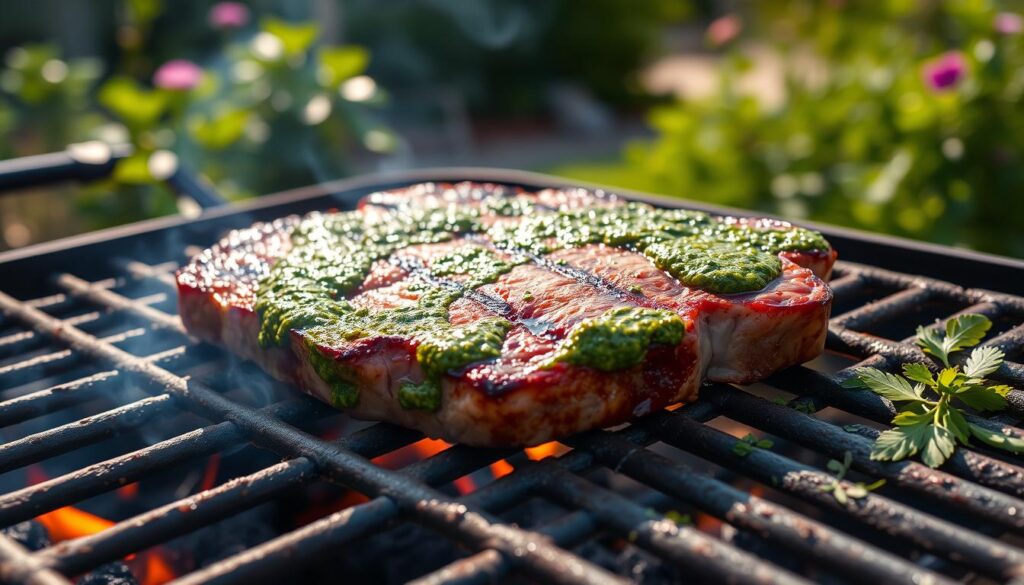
top-left (820, 451), bottom-right (886, 503)
top-left (733, 433), bottom-right (773, 456)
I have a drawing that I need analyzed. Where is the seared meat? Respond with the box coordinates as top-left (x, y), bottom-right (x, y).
top-left (177, 182), bottom-right (834, 446)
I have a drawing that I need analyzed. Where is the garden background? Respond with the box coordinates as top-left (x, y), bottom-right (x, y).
top-left (2, 0), bottom-right (1023, 258)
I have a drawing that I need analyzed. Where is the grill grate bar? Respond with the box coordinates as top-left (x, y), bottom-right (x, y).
top-left (172, 496), bottom-right (398, 585)
top-left (0, 291), bottom-right (630, 585)
top-left (0, 398), bottom-right (318, 526)
top-left (0, 346), bottom-right (184, 428)
top-left (406, 492), bottom-right (681, 585)
top-left (56, 274), bottom-right (185, 334)
top-left (568, 431), bottom-right (956, 585)
top-left (35, 424), bottom-right (420, 576)
top-left (3, 266), bottom-right (830, 585)
top-left (0, 394), bottom-right (174, 474)
top-left (705, 384), bottom-right (1024, 534)
top-left (647, 410), bottom-right (1024, 580)
top-left (171, 436), bottom-right (573, 585)
top-left (0, 535), bottom-right (70, 585)
top-left (765, 367), bottom-right (1024, 495)
top-left (1, 178), bottom-right (1023, 585)
top-left (535, 464), bottom-right (812, 585)
top-left (0, 328), bottom-right (148, 378)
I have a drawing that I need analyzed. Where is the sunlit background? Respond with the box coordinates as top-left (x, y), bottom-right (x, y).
top-left (1, 1), bottom-right (1023, 257)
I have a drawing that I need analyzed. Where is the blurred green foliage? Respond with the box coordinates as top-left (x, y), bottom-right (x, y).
top-left (560, 1), bottom-right (1024, 257)
top-left (341, 0), bottom-right (687, 115)
top-left (0, 1), bottom-right (388, 232)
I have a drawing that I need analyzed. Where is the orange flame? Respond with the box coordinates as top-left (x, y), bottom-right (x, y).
top-left (200, 453), bottom-right (220, 492)
top-left (35, 506), bottom-right (115, 542)
top-left (142, 550), bottom-right (176, 585)
top-left (27, 466), bottom-right (176, 585)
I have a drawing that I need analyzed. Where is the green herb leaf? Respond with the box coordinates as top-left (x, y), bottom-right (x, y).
top-left (863, 478), bottom-right (887, 491)
top-left (732, 433), bottom-right (772, 457)
top-left (848, 368), bottom-right (923, 402)
top-left (844, 484), bottom-right (867, 498)
top-left (732, 441), bottom-right (753, 457)
top-left (955, 384), bottom-right (1009, 411)
top-left (892, 407), bottom-right (932, 427)
top-left (902, 363), bottom-right (935, 386)
top-left (968, 423), bottom-right (1024, 454)
top-left (821, 450), bottom-right (883, 503)
top-left (963, 346), bottom-right (1004, 379)
top-left (871, 423), bottom-right (932, 463)
top-left (833, 485), bottom-right (848, 504)
top-left (915, 325), bottom-right (948, 366)
top-left (936, 400), bottom-right (971, 444)
top-left (920, 424), bottom-right (956, 468)
top-left (917, 315), bottom-right (992, 366)
top-left (944, 314), bottom-right (992, 353)
top-left (937, 367), bottom-right (959, 388)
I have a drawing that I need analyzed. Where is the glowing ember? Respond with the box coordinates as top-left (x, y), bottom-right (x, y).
top-left (524, 441), bottom-right (568, 461)
top-left (117, 482), bottom-right (140, 500)
top-left (489, 459), bottom-right (515, 478)
top-left (372, 437), bottom-right (453, 469)
top-left (452, 476), bottom-right (476, 495)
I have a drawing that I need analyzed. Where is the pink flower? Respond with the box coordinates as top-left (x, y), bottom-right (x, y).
top-left (707, 15), bottom-right (742, 47)
top-left (209, 2), bottom-right (250, 29)
top-left (995, 12), bottom-right (1023, 35)
top-left (153, 59), bottom-right (203, 91)
top-left (923, 52), bottom-right (966, 91)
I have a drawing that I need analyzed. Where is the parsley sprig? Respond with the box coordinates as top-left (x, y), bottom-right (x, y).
top-left (820, 451), bottom-right (885, 504)
top-left (843, 314), bottom-right (1024, 468)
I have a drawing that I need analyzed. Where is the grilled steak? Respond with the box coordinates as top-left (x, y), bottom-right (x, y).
top-left (177, 182), bottom-right (835, 446)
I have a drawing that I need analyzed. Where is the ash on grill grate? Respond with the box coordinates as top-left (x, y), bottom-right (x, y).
top-left (1, 176), bottom-right (1024, 585)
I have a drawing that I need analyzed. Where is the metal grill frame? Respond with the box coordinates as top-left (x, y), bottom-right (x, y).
top-left (1, 169), bottom-right (1023, 585)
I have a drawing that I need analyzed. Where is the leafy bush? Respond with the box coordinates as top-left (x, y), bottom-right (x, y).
top-left (0, 3), bottom-right (391, 233)
top-left (565, 1), bottom-right (1024, 257)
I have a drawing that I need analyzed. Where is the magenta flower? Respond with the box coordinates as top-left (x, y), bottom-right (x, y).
top-left (153, 59), bottom-right (203, 91)
top-left (995, 12), bottom-right (1023, 35)
top-left (923, 52), bottom-right (966, 91)
top-left (707, 14), bottom-right (742, 47)
top-left (208, 2), bottom-right (250, 29)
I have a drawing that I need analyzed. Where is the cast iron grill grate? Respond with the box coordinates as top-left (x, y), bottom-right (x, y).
top-left (1, 172), bottom-right (1024, 585)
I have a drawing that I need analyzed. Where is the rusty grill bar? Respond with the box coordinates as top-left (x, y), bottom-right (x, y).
top-left (1, 172), bottom-right (1024, 584)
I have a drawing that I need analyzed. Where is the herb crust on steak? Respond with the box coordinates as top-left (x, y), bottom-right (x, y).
top-left (177, 182), bottom-right (835, 446)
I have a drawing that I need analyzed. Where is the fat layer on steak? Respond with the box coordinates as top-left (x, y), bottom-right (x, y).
top-left (177, 182), bottom-right (834, 446)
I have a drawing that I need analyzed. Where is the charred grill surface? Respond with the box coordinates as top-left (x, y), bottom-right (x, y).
top-left (0, 172), bottom-right (1023, 585)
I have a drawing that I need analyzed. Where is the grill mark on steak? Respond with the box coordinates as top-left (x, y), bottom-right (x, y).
top-left (386, 252), bottom-right (526, 326)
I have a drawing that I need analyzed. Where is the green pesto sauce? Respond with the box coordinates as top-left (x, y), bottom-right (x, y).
top-left (487, 203), bottom-right (827, 294)
top-left (255, 199), bottom-right (828, 410)
top-left (398, 380), bottom-right (442, 411)
top-left (645, 239), bottom-right (782, 294)
top-left (308, 347), bottom-right (359, 407)
top-left (548, 307), bottom-right (685, 371)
